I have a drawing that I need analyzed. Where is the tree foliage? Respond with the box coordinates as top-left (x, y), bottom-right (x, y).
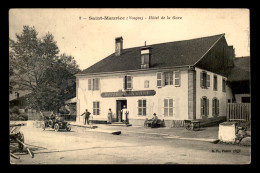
top-left (9, 26), bottom-right (80, 111)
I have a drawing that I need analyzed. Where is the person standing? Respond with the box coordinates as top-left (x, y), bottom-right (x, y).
top-left (107, 108), bottom-right (112, 124)
top-left (81, 109), bottom-right (91, 125)
top-left (121, 105), bottom-right (129, 124)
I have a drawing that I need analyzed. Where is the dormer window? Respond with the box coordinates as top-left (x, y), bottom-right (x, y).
top-left (140, 46), bottom-right (151, 69)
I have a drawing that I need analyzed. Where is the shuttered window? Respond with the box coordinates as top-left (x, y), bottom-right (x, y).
top-left (144, 80), bottom-right (149, 88)
top-left (123, 76), bottom-right (133, 90)
top-left (200, 71), bottom-right (210, 89)
top-left (88, 79), bottom-right (92, 90)
top-left (88, 78), bottom-right (100, 90)
top-left (212, 98), bottom-right (219, 116)
top-left (200, 97), bottom-right (209, 116)
top-left (164, 98), bottom-right (173, 117)
top-left (213, 75), bottom-right (218, 91)
top-left (207, 74), bottom-right (210, 87)
top-left (138, 99), bottom-right (147, 116)
top-left (93, 101), bottom-right (100, 115)
top-left (157, 72), bottom-right (162, 87)
top-left (164, 72), bottom-right (173, 85)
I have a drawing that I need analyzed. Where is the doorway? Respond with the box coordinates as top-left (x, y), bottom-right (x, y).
top-left (116, 100), bottom-right (127, 122)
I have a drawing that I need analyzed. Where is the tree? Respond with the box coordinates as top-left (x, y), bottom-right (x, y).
top-left (37, 53), bottom-right (80, 111)
top-left (9, 26), bottom-right (80, 111)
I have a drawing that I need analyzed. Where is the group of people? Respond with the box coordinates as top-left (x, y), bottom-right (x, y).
top-left (80, 105), bottom-right (130, 125)
top-left (40, 106), bottom-right (159, 127)
top-left (80, 105), bottom-right (158, 126)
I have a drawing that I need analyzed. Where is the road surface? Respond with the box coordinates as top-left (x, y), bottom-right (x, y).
top-left (10, 123), bottom-right (251, 164)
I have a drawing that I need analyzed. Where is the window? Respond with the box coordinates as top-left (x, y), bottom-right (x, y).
top-left (174, 71), bottom-right (180, 86)
top-left (200, 71), bottom-right (210, 88)
top-left (164, 98), bottom-right (173, 116)
top-left (164, 72), bottom-right (173, 85)
top-left (138, 99), bottom-right (147, 116)
top-left (241, 97), bottom-right (250, 103)
top-left (212, 98), bottom-right (219, 117)
top-left (157, 71), bottom-right (181, 87)
top-left (88, 78), bottom-right (100, 91)
top-left (123, 76), bottom-right (133, 90)
top-left (144, 80), bottom-right (149, 88)
top-left (93, 101), bottom-right (100, 115)
top-left (201, 97), bottom-right (209, 116)
top-left (213, 75), bottom-right (218, 91)
top-left (222, 78), bottom-right (226, 92)
top-left (88, 79), bottom-right (92, 90)
top-left (157, 72), bottom-right (162, 87)
top-left (141, 54), bottom-right (149, 65)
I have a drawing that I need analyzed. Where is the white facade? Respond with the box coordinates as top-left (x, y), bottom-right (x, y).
top-left (195, 67), bottom-right (227, 119)
top-left (76, 67), bottom-right (228, 126)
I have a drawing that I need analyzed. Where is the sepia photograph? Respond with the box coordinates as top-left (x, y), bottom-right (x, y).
top-left (9, 8), bottom-right (250, 164)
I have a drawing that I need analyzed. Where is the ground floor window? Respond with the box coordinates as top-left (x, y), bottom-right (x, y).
top-left (212, 98), bottom-right (219, 116)
top-left (93, 101), bottom-right (100, 115)
top-left (241, 97), bottom-right (250, 103)
top-left (164, 98), bottom-right (173, 116)
top-left (201, 97), bottom-right (209, 116)
top-left (138, 99), bottom-right (146, 116)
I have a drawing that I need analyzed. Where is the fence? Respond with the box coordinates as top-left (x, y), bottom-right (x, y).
top-left (27, 111), bottom-right (41, 121)
top-left (227, 103), bottom-right (251, 121)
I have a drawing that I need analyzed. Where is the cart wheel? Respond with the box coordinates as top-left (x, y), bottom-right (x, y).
top-left (17, 132), bottom-right (24, 151)
top-left (66, 126), bottom-right (71, 131)
top-left (54, 123), bottom-right (59, 132)
top-left (185, 124), bottom-right (191, 130)
top-left (42, 123), bottom-right (45, 131)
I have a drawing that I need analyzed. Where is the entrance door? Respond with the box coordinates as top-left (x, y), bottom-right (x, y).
top-left (116, 100), bottom-right (127, 122)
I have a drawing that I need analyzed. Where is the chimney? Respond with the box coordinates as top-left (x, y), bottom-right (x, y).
top-left (115, 37), bottom-right (123, 56)
top-left (140, 42), bottom-right (152, 69)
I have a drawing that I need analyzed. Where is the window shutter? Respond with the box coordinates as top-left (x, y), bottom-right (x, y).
top-left (144, 99), bottom-right (147, 116)
top-left (156, 72), bottom-right (162, 87)
top-left (157, 98), bottom-right (161, 116)
top-left (97, 101), bottom-right (100, 115)
top-left (88, 79), bottom-right (92, 90)
top-left (200, 98), bottom-right (203, 116)
top-left (92, 79), bottom-right (95, 91)
top-left (212, 99), bottom-right (215, 116)
top-left (217, 99), bottom-right (219, 116)
top-left (96, 78), bottom-right (100, 90)
top-left (200, 72), bottom-right (203, 88)
top-left (131, 76), bottom-right (133, 89)
top-left (207, 74), bottom-right (210, 88)
top-left (206, 98), bottom-right (209, 116)
top-left (172, 99), bottom-right (176, 117)
top-left (123, 76), bottom-right (127, 90)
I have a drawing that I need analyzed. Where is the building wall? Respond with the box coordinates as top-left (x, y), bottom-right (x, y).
top-left (234, 94), bottom-right (251, 103)
top-left (226, 84), bottom-right (233, 103)
top-left (195, 67), bottom-right (227, 119)
top-left (76, 69), bottom-right (189, 125)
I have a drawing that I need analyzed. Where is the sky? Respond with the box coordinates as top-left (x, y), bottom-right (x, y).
top-left (9, 8), bottom-right (250, 70)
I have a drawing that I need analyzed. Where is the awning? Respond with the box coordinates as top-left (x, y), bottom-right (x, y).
top-left (65, 97), bottom-right (77, 104)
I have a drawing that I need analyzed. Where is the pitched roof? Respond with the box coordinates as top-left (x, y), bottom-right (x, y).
top-left (78, 34), bottom-right (224, 75)
top-left (227, 56), bottom-right (250, 82)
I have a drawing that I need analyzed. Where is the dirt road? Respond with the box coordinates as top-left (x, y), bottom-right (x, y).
top-left (10, 123), bottom-right (251, 164)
